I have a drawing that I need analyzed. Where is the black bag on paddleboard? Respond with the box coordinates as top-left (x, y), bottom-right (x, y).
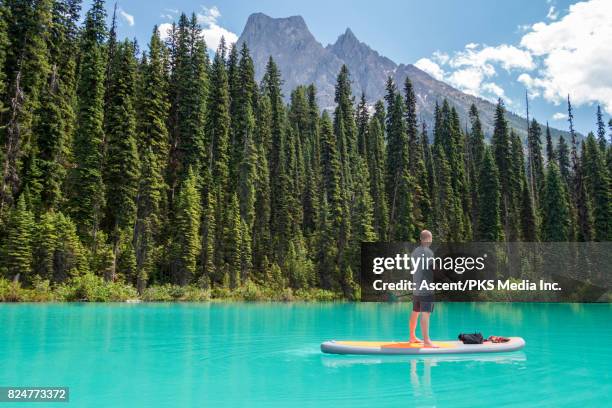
top-left (458, 333), bottom-right (484, 344)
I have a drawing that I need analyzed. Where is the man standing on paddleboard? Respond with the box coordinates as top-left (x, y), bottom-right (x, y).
top-left (409, 230), bottom-right (438, 348)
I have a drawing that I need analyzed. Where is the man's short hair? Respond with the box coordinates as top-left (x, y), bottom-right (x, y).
top-left (420, 230), bottom-right (432, 242)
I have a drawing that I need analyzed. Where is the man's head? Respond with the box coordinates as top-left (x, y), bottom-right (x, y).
top-left (420, 230), bottom-right (432, 247)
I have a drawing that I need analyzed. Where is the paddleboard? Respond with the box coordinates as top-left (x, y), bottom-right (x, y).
top-left (321, 337), bottom-right (525, 355)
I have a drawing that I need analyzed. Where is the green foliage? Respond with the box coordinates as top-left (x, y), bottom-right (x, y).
top-left (477, 147), bottom-right (503, 241)
top-left (104, 39), bottom-right (140, 234)
top-left (541, 163), bottom-right (571, 241)
top-left (170, 169), bottom-right (201, 285)
top-left (168, 14), bottom-right (208, 188)
top-left (582, 134), bottom-right (611, 241)
top-left (0, 8), bottom-right (608, 303)
top-left (55, 272), bottom-right (137, 301)
top-left (386, 90), bottom-right (415, 241)
top-left (33, 210), bottom-right (88, 281)
top-left (367, 110), bottom-right (389, 240)
top-left (70, 0), bottom-right (106, 243)
top-left (141, 284), bottom-right (210, 301)
top-left (1, 196), bottom-right (34, 279)
top-left (527, 119), bottom-right (545, 204)
top-left (206, 39), bottom-right (230, 188)
top-left (1, 0), bottom-right (52, 211)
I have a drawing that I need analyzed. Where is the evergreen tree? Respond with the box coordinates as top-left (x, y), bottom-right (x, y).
top-left (33, 210), bottom-right (87, 282)
top-left (541, 163), bottom-right (570, 241)
top-left (70, 0), bottom-right (106, 243)
top-left (333, 65), bottom-right (357, 191)
top-left (133, 27), bottom-right (170, 290)
top-left (0, 3), bottom-right (8, 114)
top-left (198, 186), bottom-right (216, 285)
top-left (349, 158), bottom-right (376, 273)
top-left (567, 95), bottom-right (580, 193)
top-left (356, 93), bottom-right (368, 157)
top-left (404, 77), bottom-right (430, 230)
top-left (468, 104), bottom-right (485, 233)
top-left (252, 94), bottom-right (271, 272)
top-left (227, 44), bottom-right (241, 182)
top-left (103, 40), bottom-right (140, 279)
top-left (527, 119), bottom-right (545, 202)
top-left (476, 147), bottom-right (502, 241)
top-left (582, 134), bottom-right (611, 241)
top-left (34, 67), bottom-right (67, 211)
top-left (205, 40), bottom-right (233, 274)
top-left (170, 168), bottom-right (201, 285)
top-left (1, 195), bottom-right (34, 279)
top-left (367, 111), bottom-right (388, 240)
top-left (318, 112), bottom-right (343, 288)
top-left (301, 85), bottom-right (321, 237)
top-left (167, 14), bottom-right (208, 196)
top-left (557, 135), bottom-right (571, 185)
top-left (432, 144), bottom-right (459, 241)
top-left (573, 141), bottom-right (592, 241)
top-left (520, 180), bottom-right (537, 241)
top-left (491, 99), bottom-right (518, 241)
top-left (33, 0), bottom-right (81, 211)
top-left (596, 105), bottom-right (607, 152)
top-left (223, 193), bottom-right (242, 288)
top-left (134, 148), bottom-right (164, 291)
top-left (385, 91), bottom-right (415, 240)
top-left (509, 130), bottom-right (527, 241)
top-left (235, 43), bottom-right (258, 233)
top-left (261, 57), bottom-right (287, 261)
top-left (422, 123), bottom-right (437, 229)
top-left (1, 0), bottom-right (52, 212)
top-left (137, 26), bottom-right (170, 170)
top-left (545, 122), bottom-right (555, 163)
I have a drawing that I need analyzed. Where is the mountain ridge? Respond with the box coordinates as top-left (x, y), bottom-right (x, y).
top-left (237, 12), bottom-right (573, 140)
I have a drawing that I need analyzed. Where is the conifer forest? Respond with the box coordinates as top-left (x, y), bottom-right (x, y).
top-left (0, 0), bottom-right (610, 300)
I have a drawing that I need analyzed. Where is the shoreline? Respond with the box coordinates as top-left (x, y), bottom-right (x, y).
top-left (1, 276), bottom-right (609, 304)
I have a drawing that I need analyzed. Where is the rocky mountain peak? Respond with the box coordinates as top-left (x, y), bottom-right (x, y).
top-left (336, 28), bottom-right (358, 45)
top-left (237, 12), bottom-right (572, 140)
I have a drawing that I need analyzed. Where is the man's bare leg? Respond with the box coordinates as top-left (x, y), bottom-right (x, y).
top-left (420, 312), bottom-right (438, 347)
top-left (409, 311), bottom-right (422, 343)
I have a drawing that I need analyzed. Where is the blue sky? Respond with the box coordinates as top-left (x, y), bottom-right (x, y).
top-left (93, 0), bottom-right (612, 135)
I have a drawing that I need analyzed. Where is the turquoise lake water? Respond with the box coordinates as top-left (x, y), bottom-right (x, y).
top-left (0, 302), bottom-right (610, 407)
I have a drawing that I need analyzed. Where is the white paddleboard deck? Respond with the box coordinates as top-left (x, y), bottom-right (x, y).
top-left (321, 337), bottom-right (525, 355)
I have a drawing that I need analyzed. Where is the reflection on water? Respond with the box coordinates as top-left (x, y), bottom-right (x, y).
top-left (322, 352), bottom-right (527, 404)
top-left (320, 352), bottom-right (527, 368)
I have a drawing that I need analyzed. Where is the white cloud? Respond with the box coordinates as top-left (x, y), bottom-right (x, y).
top-left (482, 82), bottom-right (506, 99)
top-left (520, 0), bottom-right (612, 113)
top-left (119, 8), bottom-right (134, 26)
top-left (448, 67), bottom-right (484, 96)
top-left (414, 58), bottom-right (445, 81)
top-left (415, 0), bottom-right (612, 114)
top-left (432, 51), bottom-right (449, 65)
top-left (449, 43), bottom-right (535, 72)
top-left (157, 6), bottom-right (238, 52)
top-left (417, 43), bottom-right (533, 102)
top-left (158, 23), bottom-right (172, 40)
top-left (197, 6), bottom-right (238, 50)
top-left (552, 112), bottom-right (567, 120)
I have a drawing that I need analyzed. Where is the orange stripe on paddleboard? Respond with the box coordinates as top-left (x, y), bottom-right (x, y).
top-left (335, 341), bottom-right (456, 349)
